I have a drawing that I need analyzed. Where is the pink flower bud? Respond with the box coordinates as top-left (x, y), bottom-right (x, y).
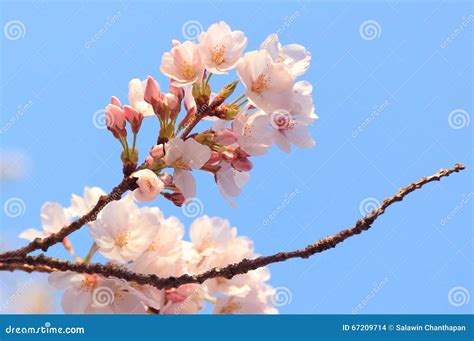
top-left (123, 105), bottom-right (144, 134)
top-left (159, 173), bottom-right (173, 186)
top-left (215, 129), bottom-right (238, 145)
top-left (144, 76), bottom-right (161, 104)
top-left (150, 144), bottom-right (165, 159)
top-left (170, 82), bottom-right (184, 102)
top-left (163, 192), bottom-right (185, 206)
top-left (164, 93), bottom-right (180, 120)
top-left (232, 156), bottom-right (253, 172)
top-left (105, 104), bottom-right (127, 138)
top-left (205, 151), bottom-right (221, 166)
top-left (111, 96), bottom-right (122, 107)
top-left (145, 156), bottom-right (154, 167)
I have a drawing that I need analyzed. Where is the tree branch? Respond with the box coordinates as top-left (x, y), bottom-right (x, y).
top-left (0, 176), bottom-right (138, 260)
top-left (180, 95), bottom-right (226, 139)
top-left (1, 164), bottom-right (465, 290)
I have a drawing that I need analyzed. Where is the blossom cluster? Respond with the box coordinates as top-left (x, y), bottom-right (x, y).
top-left (21, 187), bottom-right (277, 314)
top-left (19, 21), bottom-right (316, 314)
top-left (105, 21), bottom-right (316, 206)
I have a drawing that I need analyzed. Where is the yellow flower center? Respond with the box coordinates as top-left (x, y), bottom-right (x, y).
top-left (251, 74), bottom-right (270, 93)
top-left (81, 275), bottom-right (98, 292)
top-left (243, 123), bottom-right (253, 137)
top-left (199, 239), bottom-right (215, 252)
top-left (212, 45), bottom-right (226, 65)
top-left (142, 178), bottom-right (153, 192)
top-left (219, 301), bottom-right (241, 314)
top-left (181, 62), bottom-right (196, 80)
top-left (114, 231), bottom-right (129, 248)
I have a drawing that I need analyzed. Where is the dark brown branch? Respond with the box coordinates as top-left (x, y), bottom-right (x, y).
top-left (180, 95), bottom-right (226, 139)
top-left (1, 164), bottom-right (465, 290)
top-left (0, 176), bottom-right (138, 260)
top-left (0, 262), bottom-right (55, 274)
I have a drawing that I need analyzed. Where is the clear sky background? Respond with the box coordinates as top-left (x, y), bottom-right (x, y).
top-left (0, 0), bottom-right (472, 314)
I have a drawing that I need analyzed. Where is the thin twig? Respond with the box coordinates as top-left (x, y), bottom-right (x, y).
top-left (180, 95), bottom-right (226, 139)
top-left (0, 164), bottom-right (465, 290)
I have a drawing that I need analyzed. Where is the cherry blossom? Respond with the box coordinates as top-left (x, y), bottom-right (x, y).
top-left (48, 272), bottom-right (154, 314)
top-left (160, 41), bottom-right (204, 86)
top-left (198, 21), bottom-right (247, 74)
top-left (231, 107), bottom-right (273, 156)
top-left (260, 33), bottom-right (311, 78)
top-left (236, 49), bottom-right (294, 113)
top-left (132, 169), bottom-right (165, 202)
top-left (89, 195), bottom-right (160, 263)
top-left (213, 287), bottom-right (277, 314)
top-left (19, 202), bottom-right (71, 241)
top-left (13, 21), bottom-right (316, 315)
top-left (270, 109), bottom-right (315, 153)
top-left (164, 138), bottom-right (212, 199)
top-left (160, 284), bottom-right (205, 314)
top-left (216, 163), bottom-right (250, 206)
top-left (70, 186), bottom-right (106, 217)
top-left (270, 81), bottom-right (317, 152)
top-left (128, 78), bottom-right (155, 117)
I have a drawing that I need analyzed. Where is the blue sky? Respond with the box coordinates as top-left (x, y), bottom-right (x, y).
top-left (0, 0), bottom-right (472, 314)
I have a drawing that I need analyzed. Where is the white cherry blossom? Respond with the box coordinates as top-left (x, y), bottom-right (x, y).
top-left (160, 284), bottom-right (206, 314)
top-left (132, 169), bottom-right (165, 202)
top-left (19, 202), bottom-right (71, 241)
top-left (198, 21), bottom-right (247, 74)
top-left (48, 272), bottom-right (154, 314)
top-left (90, 195), bottom-right (160, 263)
top-left (231, 107), bottom-right (273, 156)
top-left (270, 81), bottom-right (317, 152)
top-left (164, 138), bottom-right (212, 199)
top-left (236, 49), bottom-right (294, 113)
top-left (216, 163), bottom-right (250, 206)
top-left (260, 33), bottom-right (311, 78)
top-left (160, 41), bottom-right (204, 86)
top-left (70, 186), bottom-right (106, 217)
